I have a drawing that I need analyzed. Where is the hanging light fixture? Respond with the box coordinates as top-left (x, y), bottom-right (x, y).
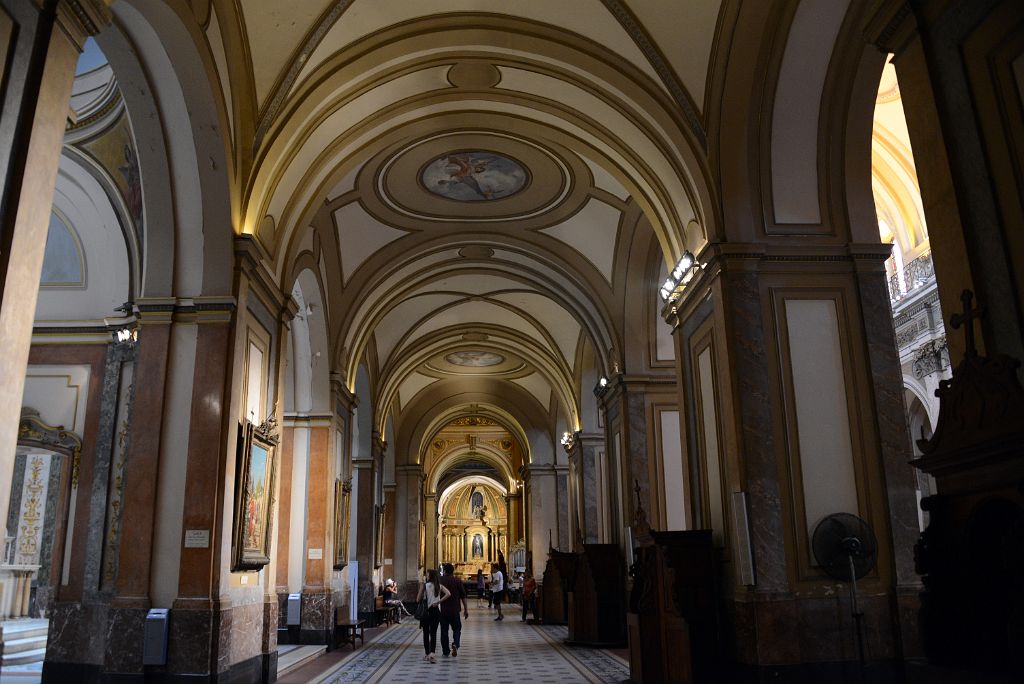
top-left (659, 249), bottom-right (702, 302)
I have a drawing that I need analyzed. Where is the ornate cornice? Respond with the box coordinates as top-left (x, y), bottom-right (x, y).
top-left (599, 0), bottom-right (707, 148)
top-left (57, 0), bottom-right (112, 43)
top-left (18, 408), bottom-right (83, 487)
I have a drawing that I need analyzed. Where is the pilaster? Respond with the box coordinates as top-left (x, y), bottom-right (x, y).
top-left (0, 1), bottom-right (109, 596)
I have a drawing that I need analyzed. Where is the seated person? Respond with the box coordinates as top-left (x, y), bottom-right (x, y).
top-left (383, 578), bottom-right (413, 616)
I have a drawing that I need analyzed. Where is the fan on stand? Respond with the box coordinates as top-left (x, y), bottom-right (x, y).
top-left (812, 513), bottom-right (878, 683)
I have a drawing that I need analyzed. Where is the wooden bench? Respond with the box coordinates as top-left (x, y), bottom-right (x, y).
top-left (375, 595), bottom-right (400, 626)
top-left (334, 617), bottom-right (366, 650)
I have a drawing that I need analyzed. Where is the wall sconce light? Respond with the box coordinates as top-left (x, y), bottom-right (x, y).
top-left (113, 327), bottom-right (138, 344)
top-left (659, 249), bottom-right (703, 302)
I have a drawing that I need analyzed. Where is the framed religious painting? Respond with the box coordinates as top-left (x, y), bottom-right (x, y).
top-left (333, 478), bottom-right (351, 570)
top-left (231, 418), bottom-right (279, 571)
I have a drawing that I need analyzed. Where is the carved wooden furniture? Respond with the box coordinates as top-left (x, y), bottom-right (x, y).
top-left (539, 549), bottom-right (576, 625)
top-left (567, 543), bottom-right (626, 647)
top-left (912, 291), bottom-right (1024, 679)
top-left (333, 617), bottom-right (366, 650)
top-left (628, 529), bottom-right (718, 684)
top-left (374, 595), bottom-right (399, 626)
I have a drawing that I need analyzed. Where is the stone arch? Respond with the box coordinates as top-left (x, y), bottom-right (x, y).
top-left (283, 268), bottom-right (331, 415)
top-left (96, 0), bottom-right (233, 299)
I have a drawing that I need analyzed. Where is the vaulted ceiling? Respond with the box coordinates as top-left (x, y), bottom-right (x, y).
top-left (191, 1), bottom-right (723, 440)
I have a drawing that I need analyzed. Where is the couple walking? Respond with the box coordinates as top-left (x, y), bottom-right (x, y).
top-left (416, 563), bottom-right (468, 663)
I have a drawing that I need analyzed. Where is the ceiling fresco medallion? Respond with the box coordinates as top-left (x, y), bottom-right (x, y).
top-left (368, 129), bottom-right (584, 225)
top-left (445, 350), bottom-right (506, 367)
top-left (421, 152), bottom-right (527, 202)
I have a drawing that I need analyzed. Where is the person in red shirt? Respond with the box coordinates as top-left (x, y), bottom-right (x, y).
top-left (439, 563), bottom-right (469, 657)
top-left (521, 570), bottom-right (537, 622)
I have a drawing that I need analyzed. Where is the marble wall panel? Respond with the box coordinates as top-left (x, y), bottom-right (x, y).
top-left (45, 600), bottom-right (106, 664)
top-left (721, 272), bottom-right (788, 592)
top-left (103, 606), bottom-right (145, 672)
top-left (230, 600), bottom-right (264, 666)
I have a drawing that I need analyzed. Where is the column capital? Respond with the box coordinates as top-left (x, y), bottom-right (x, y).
top-left (234, 235), bottom-right (297, 322)
top-left (332, 375), bottom-right (358, 415)
top-left (863, 0), bottom-right (917, 56)
top-left (55, 0), bottom-right (112, 46)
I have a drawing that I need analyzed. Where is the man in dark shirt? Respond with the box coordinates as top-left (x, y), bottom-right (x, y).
top-left (439, 563), bottom-right (469, 657)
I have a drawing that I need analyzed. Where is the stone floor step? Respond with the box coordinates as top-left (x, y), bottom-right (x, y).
top-left (1, 646), bottom-right (46, 666)
top-left (277, 645), bottom-right (327, 677)
top-left (2, 633), bottom-right (48, 654)
top-left (1, 619), bottom-right (48, 637)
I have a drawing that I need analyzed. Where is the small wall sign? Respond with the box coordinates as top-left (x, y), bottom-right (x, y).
top-left (184, 529), bottom-right (210, 548)
top-left (308, 548), bottom-right (323, 560)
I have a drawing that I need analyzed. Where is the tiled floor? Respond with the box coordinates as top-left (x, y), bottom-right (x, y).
top-left (308, 605), bottom-right (630, 684)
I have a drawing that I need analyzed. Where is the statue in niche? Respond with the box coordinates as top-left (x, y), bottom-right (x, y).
top-left (472, 533), bottom-right (484, 558)
top-left (471, 490), bottom-right (484, 516)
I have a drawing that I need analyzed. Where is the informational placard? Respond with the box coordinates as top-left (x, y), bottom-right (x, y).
top-left (184, 529), bottom-right (210, 548)
top-left (308, 548), bottom-right (323, 560)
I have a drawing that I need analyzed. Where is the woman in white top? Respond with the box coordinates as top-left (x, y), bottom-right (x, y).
top-left (490, 562), bottom-right (505, 621)
top-left (416, 568), bottom-right (451, 662)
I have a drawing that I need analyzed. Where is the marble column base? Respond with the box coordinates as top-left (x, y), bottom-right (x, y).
top-left (44, 600), bottom-right (108, 667)
top-left (728, 592), bottom-right (901, 668)
top-left (42, 601), bottom-right (280, 683)
top-left (298, 590), bottom-right (333, 646)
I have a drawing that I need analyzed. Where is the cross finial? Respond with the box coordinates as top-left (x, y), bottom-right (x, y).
top-left (950, 289), bottom-right (985, 358)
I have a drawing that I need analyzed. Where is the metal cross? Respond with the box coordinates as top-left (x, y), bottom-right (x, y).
top-left (950, 289), bottom-right (985, 357)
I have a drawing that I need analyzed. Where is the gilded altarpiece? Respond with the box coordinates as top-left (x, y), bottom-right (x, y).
top-left (439, 483), bottom-right (508, 578)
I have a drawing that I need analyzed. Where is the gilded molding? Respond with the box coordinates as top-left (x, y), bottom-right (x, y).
top-left (600, 0), bottom-right (706, 148)
top-left (18, 408), bottom-right (83, 488)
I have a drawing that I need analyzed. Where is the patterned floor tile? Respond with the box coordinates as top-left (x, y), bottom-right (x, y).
top-left (314, 606), bottom-right (630, 683)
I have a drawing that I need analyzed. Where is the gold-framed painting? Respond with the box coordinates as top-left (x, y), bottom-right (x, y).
top-left (231, 418), bottom-right (279, 571)
top-left (333, 478), bottom-right (351, 570)
top-left (373, 504), bottom-right (385, 569)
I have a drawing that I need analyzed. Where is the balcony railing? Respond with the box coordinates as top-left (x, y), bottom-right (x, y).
top-left (889, 250), bottom-right (935, 302)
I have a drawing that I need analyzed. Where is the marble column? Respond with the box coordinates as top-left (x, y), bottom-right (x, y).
top-left (525, 464), bottom-right (558, 563)
top-left (351, 446), bottom-right (378, 617)
top-left (423, 493), bottom-right (438, 572)
top-left (167, 303), bottom-right (236, 679)
top-left (393, 465), bottom-right (422, 592)
top-left (0, 0), bottom-right (109, 596)
top-left (577, 434), bottom-right (604, 543)
top-left (506, 491), bottom-right (522, 546)
top-left (104, 304), bottom-right (172, 673)
top-left (554, 465), bottom-right (569, 552)
top-left (597, 377), bottom-right (674, 538)
top-left (43, 335), bottom-right (136, 681)
top-left (663, 249), bottom-right (922, 672)
top-left (300, 424), bottom-right (333, 644)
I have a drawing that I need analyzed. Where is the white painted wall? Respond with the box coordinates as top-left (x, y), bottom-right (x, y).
top-left (784, 299), bottom-right (859, 536)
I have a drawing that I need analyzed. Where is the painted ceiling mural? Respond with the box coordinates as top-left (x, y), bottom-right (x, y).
top-left (421, 152), bottom-right (528, 202)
